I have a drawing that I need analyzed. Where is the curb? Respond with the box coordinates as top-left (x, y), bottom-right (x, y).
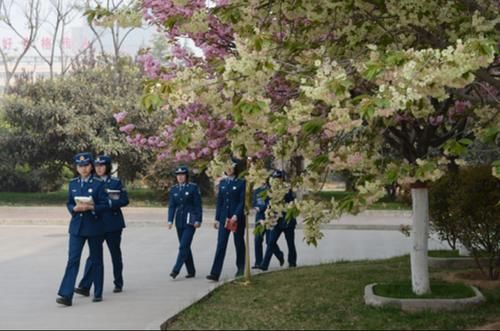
top-left (0, 219), bottom-right (409, 231)
top-left (364, 283), bottom-right (486, 312)
top-left (429, 256), bottom-right (500, 269)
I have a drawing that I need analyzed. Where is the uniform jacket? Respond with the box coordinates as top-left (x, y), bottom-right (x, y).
top-left (168, 182), bottom-right (203, 228)
top-left (277, 190), bottom-right (296, 229)
top-left (101, 176), bottom-right (129, 233)
top-left (66, 175), bottom-right (108, 237)
top-left (252, 185), bottom-right (269, 222)
top-left (215, 177), bottom-right (246, 225)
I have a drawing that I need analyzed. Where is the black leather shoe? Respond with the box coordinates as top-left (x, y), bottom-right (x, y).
top-left (289, 263), bottom-right (297, 268)
top-left (258, 265), bottom-right (268, 271)
top-left (185, 273), bottom-right (196, 279)
top-left (113, 287), bottom-right (122, 293)
top-left (278, 255), bottom-right (285, 267)
top-left (251, 265), bottom-right (260, 269)
top-left (56, 297), bottom-right (72, 307)
top-left (92, 297), bottom-right (103, 302)
top-left (170, 271), bottom-right (179, 279)
top-left (235, 270), bottom-right (244, 277)
top-left (74, 287), bottom-right (90, 297)
top-left (206, 274), bottom-right (219, 282)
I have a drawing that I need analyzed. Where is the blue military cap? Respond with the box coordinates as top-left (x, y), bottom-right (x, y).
top-left (94, 155), bottom-right (112, 165)
top-left (175, 166), bottom-right (189, 175)
top-left (271, 169), bottom-right (284, 178)
top-left (74, 152), bottom-right (93, 166)
top-left (230, 156), bottom-right (241, 168)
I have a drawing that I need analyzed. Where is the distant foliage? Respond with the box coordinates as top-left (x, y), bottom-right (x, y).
top-left (0, 54), bottom-right (156, 191)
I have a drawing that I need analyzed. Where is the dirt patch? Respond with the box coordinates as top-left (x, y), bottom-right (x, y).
top-left (434, 270), bottom-right (500, 290)
top-left (468, 321), bottom-right (500, 330)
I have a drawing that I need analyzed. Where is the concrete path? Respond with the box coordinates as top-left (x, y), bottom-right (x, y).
top-left (0, 207), bottom-right (445, 330)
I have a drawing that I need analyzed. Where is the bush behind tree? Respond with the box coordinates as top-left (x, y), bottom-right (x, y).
top-left (430, 166), bottom-right (500, 279)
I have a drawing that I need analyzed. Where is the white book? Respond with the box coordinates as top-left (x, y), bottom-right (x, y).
top-left (74, 196), bottom-right (94, 205)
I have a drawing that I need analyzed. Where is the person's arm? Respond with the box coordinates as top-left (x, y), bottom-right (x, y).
top-left (92, 182), bottom-right (109, 215)
top-left (167, 188), bottom-right (177, 226)
top-left (215, 181), bottom-right (223, 223)
top-left (66, 182), bottom-right (76, 215)
top-left (194, 184), bottom-right (202, 227)
top-left (109, 179), bottom-right (129, 209)
top-left (232, 180), bottom-right (246, 221)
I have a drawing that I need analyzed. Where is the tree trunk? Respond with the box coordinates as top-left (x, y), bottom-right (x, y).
top-left (410, 185), bottom-right (431, 295)
top-left (244, 179), bottom-right (254, 283)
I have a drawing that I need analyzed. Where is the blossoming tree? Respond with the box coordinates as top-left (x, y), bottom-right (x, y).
top-left (99, 0), bottom-right (499, 294)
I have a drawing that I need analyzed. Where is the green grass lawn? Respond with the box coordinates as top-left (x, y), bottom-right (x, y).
top-left (428, 250), bottom-right (461, 258)
top-left (0, 189), bottom-right (217, 208)
top-left (164, 256), bottom-right (500, 330)
top-left (314, 191), bottom-right (411, 210)
top-left (373, 281), bottom-right (475, 299)
top-left (0, 189), bottom-right (166, 207)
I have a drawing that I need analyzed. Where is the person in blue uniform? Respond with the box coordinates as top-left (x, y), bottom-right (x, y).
top-left (258, 169), bottom-right (297, 271)
top-left (206, 160), bottom-right (246, 281)
top-left (167, 166), bottom-right (203, 279)
top-left (252, 181), bottom-right (284, 268)
top-left (75, 155), bottom-right (129, 296)
top-left (56, 152), bottom-right (109, 306)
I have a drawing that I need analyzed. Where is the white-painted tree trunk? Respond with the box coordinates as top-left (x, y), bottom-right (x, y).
top-left (410, 187), bottom-right (431, 295)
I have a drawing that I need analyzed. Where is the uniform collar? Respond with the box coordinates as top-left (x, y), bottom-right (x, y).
top-left (81, 175), bottom-right (91, 183)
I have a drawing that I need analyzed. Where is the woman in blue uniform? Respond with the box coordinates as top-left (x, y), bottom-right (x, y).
top-left (207, 160), bottom-right (246, 281)
top-left (56, 152), bottom-right (108, 306)
top-left (75, 155), bottom-right (129, 295)
top-left (252, 180), bottom-right (284, 268)
top-left (167, 166), bottom-right (203, 279)
top-left (258, 169), bottom-right (297, 271)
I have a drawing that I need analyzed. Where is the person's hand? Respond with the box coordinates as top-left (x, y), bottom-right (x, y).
top-left (214, 221), bottom-right (219, 229)
top-left (74, 204), bottom-right (92, 212)
top-left (254, 207), bottom-right (260, 212)
top-left (230, 215), bottom-right (237, 222)
top-left (194, 222), bottom-right (201, 229)
top-left (168, 223), bottom-right (173, 230)
top-left (259, 220), bottom-right (265, 226)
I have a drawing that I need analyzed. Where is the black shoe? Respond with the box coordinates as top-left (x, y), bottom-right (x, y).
top-left (56, 296), bottom-right (72, 307)
top-left (92, 297), bottom-right (103, 302)
top-left (278, 255), bottom-right (285, 267)
top-left (289, 263), bottom-right (297, 268)
top-left (258, 265), bottom-right (268, 271)
top-left (74, 287), bottom-right (90, 297)
top-left (185, 273), bottom-right (196, 279)
top-left (113, 287), bottom-right (122, 293)
top-left (206, 274), bottom-right (219, 282)
top-left (235, 270), bottom-right (244, 277)
top-left (170, 271), bottom-right (179, 279)
top-left (251, 265), bottom-right (260, 269)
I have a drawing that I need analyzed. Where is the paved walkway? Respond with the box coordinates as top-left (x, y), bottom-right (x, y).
top-left (0, 207), bottom-right (445, 330)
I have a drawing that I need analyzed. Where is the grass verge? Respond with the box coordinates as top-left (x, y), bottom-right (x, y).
top-left (428, 250), bottom-right (461, 258)
top-left (373, 281), bottom-right (476, 299)
top-left (163, 256), bottom-right (500, 330)
top-left (0, 189), bottom-right (164, 207)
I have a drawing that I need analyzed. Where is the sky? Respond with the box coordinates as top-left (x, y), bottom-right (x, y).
top-left (0, 0), bottom-right (155, 58)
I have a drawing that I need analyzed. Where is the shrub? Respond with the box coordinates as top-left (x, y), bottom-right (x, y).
top-left (430, 166), bottom-right (500, 279)
top-left (429, 171), bottom-right (461, 250)
top-left (451, 166), bottom-right (500, 280)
